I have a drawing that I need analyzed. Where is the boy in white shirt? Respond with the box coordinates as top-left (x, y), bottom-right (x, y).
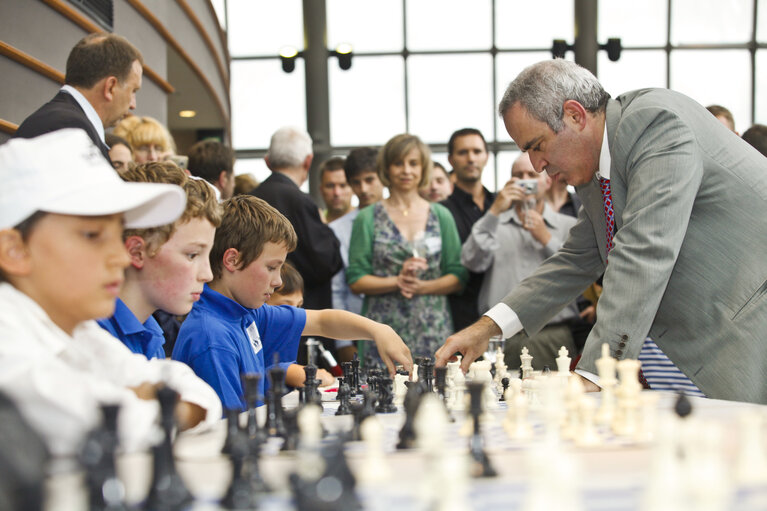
top-left (0, 129), bottom-right (222, 456)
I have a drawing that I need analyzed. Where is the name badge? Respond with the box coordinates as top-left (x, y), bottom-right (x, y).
top-left (246, 321), bottom-right (262, 355)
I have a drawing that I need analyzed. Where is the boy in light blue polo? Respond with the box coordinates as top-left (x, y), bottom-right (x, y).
top-left (172, 196), bottom-right (413, 410)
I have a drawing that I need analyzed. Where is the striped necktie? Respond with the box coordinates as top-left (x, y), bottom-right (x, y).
top-left (598, 177), bottom-right (615, 257)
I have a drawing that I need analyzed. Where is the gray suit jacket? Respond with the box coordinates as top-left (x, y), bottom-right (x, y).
top-left (503, 88), bottom-right (767, 403)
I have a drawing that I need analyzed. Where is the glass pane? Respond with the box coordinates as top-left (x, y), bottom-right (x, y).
top-left (670, 50), bottom-right (751, 134)
top-left (407, 0), bottom-right (492, 51)
top-left (671, 0), bottom-right (753, 45)
top-left (495, 0), bottom-right (574, 49)
top-left (755, 50), bottom-right (767, 125)
top-left (495, 52), bottom-right (567, 143)
top-left (407, 54), bottom-right (494, 145)
top-left (231, 60), bottom-right (307, 150)
top-left (234, 158), bottom-right (271, 186)
top-left (598, 0), bottom-right (667, 47)
top-left (228, 0), bottom-right (303, 56)
top-left (598, 50), bottom-right (667, 97)
top-left (328, 0), bottom-right (403, 52)
top-left (329, 56), bottom-right (406, 147)
top-left (759, 0), bottom-right (767, 43)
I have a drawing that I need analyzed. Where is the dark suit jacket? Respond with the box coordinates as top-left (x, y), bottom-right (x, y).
top-left (503, 88), bottom-right (767, 403)
top-left (14, 90), bottom-right (110, 161)
top-left (251, 172), bottom-right (343, 311)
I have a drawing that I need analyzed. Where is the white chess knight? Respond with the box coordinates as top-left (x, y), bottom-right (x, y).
top-left (357, 416), bottom-right (391, 485)
top-left (393, 372), bottom-right (408, 407)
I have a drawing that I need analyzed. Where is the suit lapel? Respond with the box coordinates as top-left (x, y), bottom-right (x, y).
top-left (577, 177), bottom-right (609, 263)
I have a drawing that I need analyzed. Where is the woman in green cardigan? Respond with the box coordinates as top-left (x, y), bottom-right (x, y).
top-left (347, 133), bottom-right (468, 361)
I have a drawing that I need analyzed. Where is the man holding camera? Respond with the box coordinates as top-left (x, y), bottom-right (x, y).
top-left (460, 152), bottom-right (578, 370)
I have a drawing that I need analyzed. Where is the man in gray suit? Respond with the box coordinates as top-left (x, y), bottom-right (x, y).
top-left (436, 59), bottom-right (767, 404)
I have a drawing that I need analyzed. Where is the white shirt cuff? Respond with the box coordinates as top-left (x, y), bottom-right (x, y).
top-left (574, 369), bottom-right (601, 388)
top-left (484, 303), bottom-right (524, 339)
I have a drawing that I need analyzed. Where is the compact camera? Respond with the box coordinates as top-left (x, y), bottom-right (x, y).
top-left (517, 179), bottom-right (538, 195)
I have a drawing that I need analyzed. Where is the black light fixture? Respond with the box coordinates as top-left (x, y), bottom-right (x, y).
top-left (334, 43), bottom-right (353, 71)
top-left (601, 38), bottom-right (623, 62)
top-left (280, 46), bottom-right (299, 73)
top-left (551, 39), bottom-right (573, 59)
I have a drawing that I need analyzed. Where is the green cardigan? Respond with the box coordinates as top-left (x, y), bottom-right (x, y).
top-left (346, 202), bottom-right (468, 288)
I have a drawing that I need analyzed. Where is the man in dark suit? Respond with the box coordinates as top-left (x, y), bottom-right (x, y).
top-left (437, 59), bottom-right (767, 404)
top-left (14, 33), bottom-right (143, 161)
top-left (251, 126), bottom-right (344, 364)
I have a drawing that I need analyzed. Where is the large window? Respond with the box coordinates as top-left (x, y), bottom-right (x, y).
top-left (229, 0), bottom-right (767, 190)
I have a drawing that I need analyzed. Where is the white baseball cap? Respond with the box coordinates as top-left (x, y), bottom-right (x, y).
top-left (0, 129), bottom-right (186, 229)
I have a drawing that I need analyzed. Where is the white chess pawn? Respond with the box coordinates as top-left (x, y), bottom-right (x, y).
top-left (562, 374), bottom-right (585, 440)
top-left (575, 395), bottom-right (601, 447)
top-left (613, 359), bottom-right (642, 436)
top-left (734, 411), bottom-right (767, 486)
top-left (504, 391), bottom-right (533, 440)
top-left (296, 404), bottom-right (324, 480)
top-left (358, 416), bottom-right (391, 485)
top-left (595, 343), bottom-right (617, 426)
top-left (448, 366), bottom-right (466, 412)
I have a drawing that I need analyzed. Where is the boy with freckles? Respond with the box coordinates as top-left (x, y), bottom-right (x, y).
top-left (173, 195), bottom-right (413, 410)
top-left (0, 130), bottom-right (221, 456)
top-left (97, 162), bottom-right (221, 360)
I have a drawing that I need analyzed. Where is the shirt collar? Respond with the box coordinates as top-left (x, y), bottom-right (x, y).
top-left (597, 122), bottom-right (611, 181)
top-left (60, 85), bottom-right (105, 144)
top-left (111, 298), bottom-right (146, 336)
top-left (502, 201), bottom-right (554, 227)
top-left (198, 284), bottom-right (252, 321)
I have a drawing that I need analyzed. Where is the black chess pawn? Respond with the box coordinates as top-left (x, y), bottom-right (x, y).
top-left (466, 381), bottom-right (497, 478)
top-left (542, 365), bottom-right (551, 375)
top-left (674, 392), bottom-right (693, 419)
top-left (79, 404), bottom-right (128, 511)
top-left (335, 382), bottom-right (353, 416)
top-left (500, 377), bottom-right (510, 401)
top-left (220, 409), bottom-right (258, 510)
top-left (375, 376), bottom-right (397, 413)
top-left (145, 385), bottom-right (194, 511)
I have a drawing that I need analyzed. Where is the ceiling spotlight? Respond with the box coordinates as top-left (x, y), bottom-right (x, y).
top-left (280, 46), bottom-right (299, 73)
top-left (334, 43), bottom-right (353, 71)
top-left (178, 110), bottom-right (196, 118)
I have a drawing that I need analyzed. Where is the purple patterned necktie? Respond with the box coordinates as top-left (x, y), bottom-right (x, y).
top-left (599, 177), bottom-right (615, 257)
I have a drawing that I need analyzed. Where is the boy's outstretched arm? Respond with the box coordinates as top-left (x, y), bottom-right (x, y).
top-left (303, 310), bottom-right (413, 376)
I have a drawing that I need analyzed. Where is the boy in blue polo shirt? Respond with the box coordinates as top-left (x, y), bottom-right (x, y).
top-left (97, 162), bottom-right (221, 359)
top-left (173, 195), bottom-right (413, 410)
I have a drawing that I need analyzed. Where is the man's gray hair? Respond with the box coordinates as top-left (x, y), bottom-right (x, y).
top-left (498, 59), bottom-right (610, 132)
top-left (266, 126), bottom-right (313, 169)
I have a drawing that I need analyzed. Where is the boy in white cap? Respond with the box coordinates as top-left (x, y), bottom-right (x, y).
top-left (0, 129), bottom-right (222, 456)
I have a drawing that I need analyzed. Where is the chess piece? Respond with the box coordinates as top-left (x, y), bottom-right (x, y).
top-left (434, 366), bottom-right (448, 404)
top-left (241, 373), bottom-right (266, 448)
top-left (265, 365), bottom-right (287, 438)
top-left (520, 346), bottom-right (534, 379)
top-left (222, 408), bottom-right (241, 455)
top-left (280, 408), bottom-right (300, 451)
top-left (290, 437), bottom-right (362, 511)
top-left (220, 409), bottom-right (257, 510)
top-left (734, 411), bottom-right (767, 486)
top-left (79, 404), bottom-right (128, 511)
top-left (375, 376), bottom-right (397, 413)
top-left (393, 370), bottom-right (409, 407)
top-left (358, 417), bottom-right (391, 484)
top-left (351, 353), bottom-right (362, 395)
top-left (419, 357), bottom-right (435, 393)
top-left (335, 381), bottom-right (353, 416)
top-left (145, 386), bottom-right (194, 511)
top-left (555, 346), bottom-right (571, 374)
top-left (612, 359), bottom-right (642, 436)
top-left (595, 343), bottom-right (617, 425)
top-left (397, 382), bottom-right (424, 449)
top-left (415, 394), bottom-right (452, 507)
top-left (302, 364), bottom-right (323, 410)
top-left (575, 395), bottom-right (602, 447)
top-left (499, 377), bottom-right (510, 401)
top-left (466, 382), bottom-right (497, 477)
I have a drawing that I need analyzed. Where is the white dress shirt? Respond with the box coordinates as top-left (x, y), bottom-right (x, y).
top-left (484, 126), bottom-right (610, 384)
top-left (0, 283), bottom-right (222, 456)
top-left (60, 85), bottom-right (105, 144)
